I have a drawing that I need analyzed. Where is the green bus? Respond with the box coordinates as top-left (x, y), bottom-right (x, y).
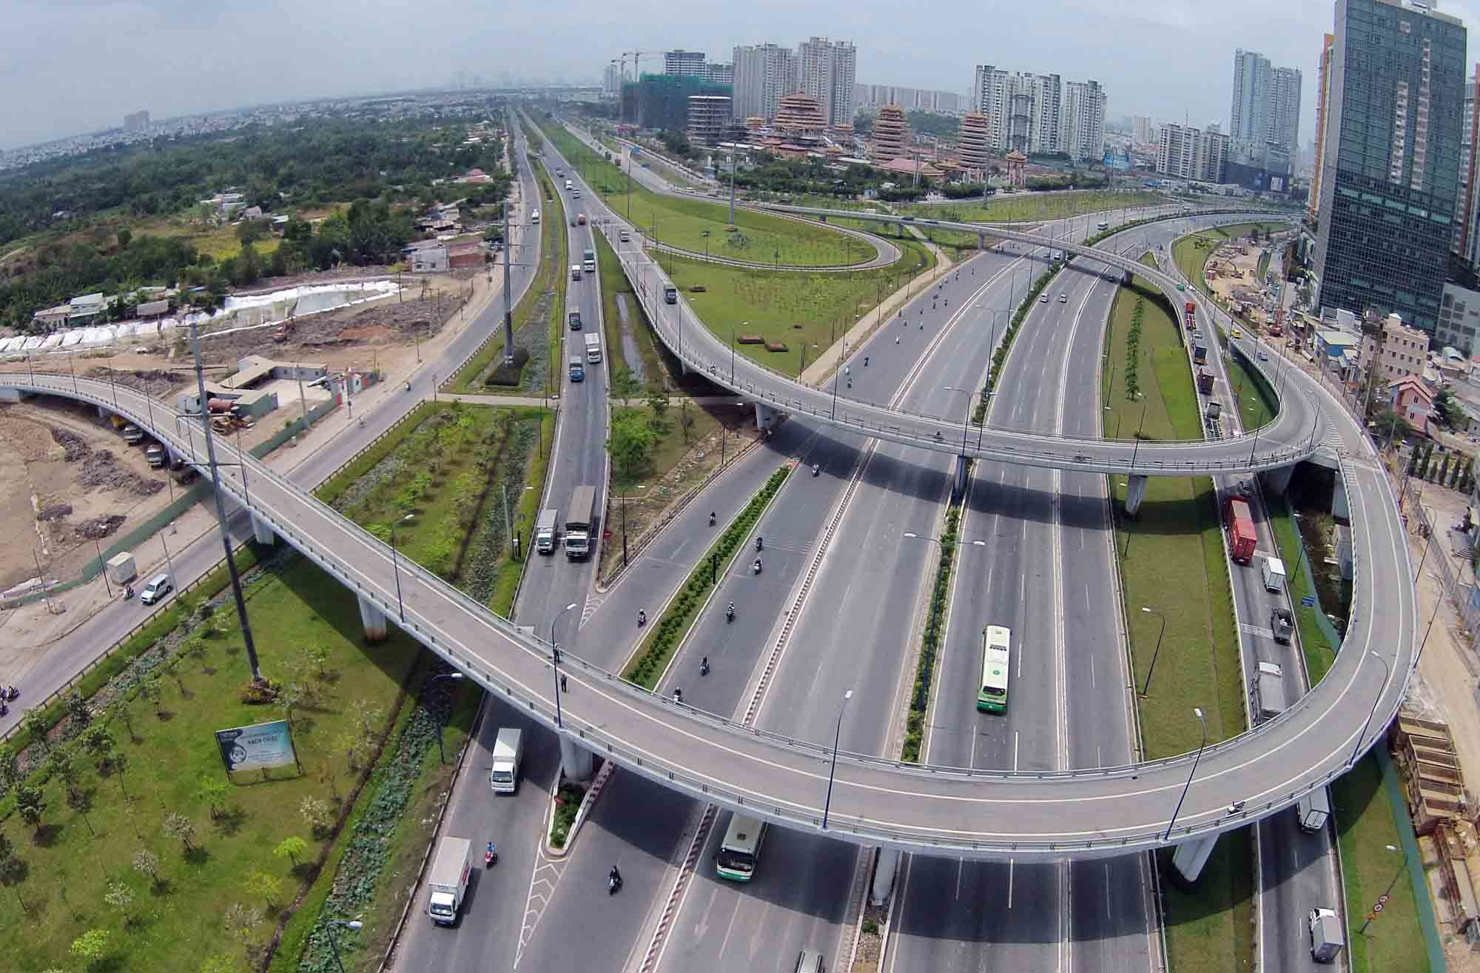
top-left (715, 813), bottom-right (766, 882)
top-left (978, 625), bottom-right (1011, 713)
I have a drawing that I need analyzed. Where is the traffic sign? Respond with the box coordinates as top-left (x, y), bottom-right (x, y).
top-left (1373, 901), bottom-right (1385, 913)
top-left (1378, 894), bottom-right (1391, 905)
top-left (1302, 595), bottom-right (1316, 607)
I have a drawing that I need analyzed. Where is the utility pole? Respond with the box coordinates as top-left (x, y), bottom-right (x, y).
top-left (502, 200), bottom-right (515, 364)
top-left (189, 319), bottom-right (263, 684)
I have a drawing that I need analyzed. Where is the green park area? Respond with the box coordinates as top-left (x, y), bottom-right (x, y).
top-left (1102, 264), bottom-right (1251, 973)
top-left (535, 117), bottom-right (871, 267)
top-left (0, 552), bottom-right (475, 973)
top-left (904, 189), bottom-right (1168, 224)
top-left (665, 239), bottom-right (935, 378)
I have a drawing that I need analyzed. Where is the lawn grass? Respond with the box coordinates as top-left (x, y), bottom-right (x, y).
top-left (1224, 353), bottom-right (1275, 432)
top-left (1332, 754), bottom-right (1432, 973)
top-left (449, 158), bottom-right (567, 394)
top-left (901, 189), bottom-right (1168, 224)
top-left (537, 118), bottom-right (869, 267)
top-left (1104, 270), bottom-right (1252, 973)
top-left (1264, 497), bottom-right (1338, 686)
top-left (0, 557), bottom-right (422, 973)
top-left (1171, 222), bottom-right (1286, 304)
top-left (594, 231), bottom-right (670, 391)
top-left (664, 238), bottom-right (935, 378)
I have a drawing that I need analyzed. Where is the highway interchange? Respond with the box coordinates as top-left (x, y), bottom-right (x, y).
top-left (0, 114), bottom-right (1412, 971)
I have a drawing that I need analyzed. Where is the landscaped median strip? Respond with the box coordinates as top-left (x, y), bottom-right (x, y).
top-left (622, 464), bottom-right (792, 689)
top-left (901, 506), bottom-right (961, 763)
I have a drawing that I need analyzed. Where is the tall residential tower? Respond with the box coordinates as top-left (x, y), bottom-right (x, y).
top-left (797, 36), bottom-right (857, 128)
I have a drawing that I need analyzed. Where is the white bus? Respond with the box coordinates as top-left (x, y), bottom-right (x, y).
top-left (715, 813), bottom-right (766, 882)
top-left (978, 625), bottom-right (1011, 713)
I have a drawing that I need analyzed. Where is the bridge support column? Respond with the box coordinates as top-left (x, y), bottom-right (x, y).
top-left (96, 404), bottom-right (109, 420)
top-left (978, 230), bottom-right (986, 250)
top-left (755, 403), bottom-right (779, 433)
top-left (1171, 832), bottom-right (1220, 884)
top-left (870, 847), bottom-right (901, 905)
top-left (357, 595), bottom-right (388, 643)
top-left (250, 514), bottom-right (275, 546)
top-left (0, 387), bottom-right (24, 403)
top-left (1332, 476), bottom-right (1349, 522)
top-left (1260, 464), bottom-right (1294, 497)
top-left (1125, 474), bottom-right (1149, 517)
top-left (952, 455), bottom-right (970, 503)
top-left (559, 736), bottom-right (594, 782)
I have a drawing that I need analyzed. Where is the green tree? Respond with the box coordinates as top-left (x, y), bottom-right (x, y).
top-left (609, 410), bottom-right (658, 484)
top-left (610, 368), bottom-right (641, 405)
top-left (69, 928), bottom-right (110, 964)
top-left (14, 784), bottom-right (44, 834)
top-left (645, 388), bottom-right (671, 431)
top-left (244, 870), bottom-right (282, 910)
top-left (116, 228), bottom-right (132, 249)
top-left (1436, 387), bottom-right (1467, 429)
top-left (299, 796), bottom-right (332, 836)
top-left (104, 879), bottom-right (134, 923)
top-left (195, 775), bottom-right (230, 820)
top-left (273, 835), bottom-right (309, 868)
top-left (0, 834), bottom-right (25, 910)
top-left (200, 954), bottom-right (239, 973)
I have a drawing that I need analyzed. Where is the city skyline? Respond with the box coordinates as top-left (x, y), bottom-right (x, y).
top-left (5, 0), bottom-right (1461, 151)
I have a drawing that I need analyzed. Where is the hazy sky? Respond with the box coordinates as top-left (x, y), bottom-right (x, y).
top-left (4, 0), bottom-right (1478, 150)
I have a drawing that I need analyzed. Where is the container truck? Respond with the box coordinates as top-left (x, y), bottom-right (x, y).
top-left (565, 485), bottom-right (597, 560)
top-left (1225, 498), bottom-right (1257, 564)
top-left (1297, 786), bottom-right (1331, 832)
top-left (1254, 660), bottom-right (1286, 722)
top-left (1262, 555), bottom-right (1287, 593)
top-left (1193, 344), bottom-right (1208, 365)
top-left (489, 727), bottom-right (524, 794)
top-left (534, 508), bottom-right (559, 555)
top-left (425, 836), bottom-right (472, 925)
top-left (1197, 368), bottom-right (1215, 394)
top-left (1308, 907), bottom-right (1344, 963)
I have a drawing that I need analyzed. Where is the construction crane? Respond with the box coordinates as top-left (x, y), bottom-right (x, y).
top-left (622, 51), bottom-right (649, 83)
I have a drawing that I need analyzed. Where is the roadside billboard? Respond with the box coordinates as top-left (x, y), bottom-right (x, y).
top-left (214, 720), bottom-right (298, 774)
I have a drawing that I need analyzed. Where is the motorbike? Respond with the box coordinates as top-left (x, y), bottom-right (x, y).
top-left (637, 610), bottom-right (647, 627)
top-left (484, 843), bottom-right (499, 867)
top-left (811, 464), bottom-right (820, 477)
top-left (726, 604), bottom-right (735, 624)
top-left (3, 686), bottom-right (16, 702)
top-left (608, 870), bottom-right (623, 895)
top-left (752, 558), bottom-right (762, 575)
top-left (122, 585), bottom-right (135, 601)
top-left (755, 536), bottom-right (763, 552)
top-left (699, 657), bottom-right (710, 677)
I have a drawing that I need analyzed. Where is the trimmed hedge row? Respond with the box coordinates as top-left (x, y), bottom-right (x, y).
top-left (902, 506), bottom-right (961, 763)
top-left (622, 465), bottom-right (791, 689)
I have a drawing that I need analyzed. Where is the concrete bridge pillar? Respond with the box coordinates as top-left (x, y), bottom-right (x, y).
top-left (97, 404), bottom-right (109, 420)
top-left (0, 387), bottom-right (25, 403)
top-left (1332, 475), bottom-right (1349, 522)
top-left (559, 736), bottom-right (594, 782)
top-left (250, 514), bottom-right (276, 546)
top-left (755, 403), bottom-right (779, 433)
top-left (977, 230), bottom-right (987, 250)
top-left (1125, 474), bottom-right (1149, 517)
top-left (357, 594), bottom-right (388, 642)
top-left (953, 455), bottom-right (970, 502)
top-left (1260, 464), bottom-right (1295, 497)
top-left (870, 847), bottom-right (901, 905)
top-left (1171, 832), bottom-right (1220, 884)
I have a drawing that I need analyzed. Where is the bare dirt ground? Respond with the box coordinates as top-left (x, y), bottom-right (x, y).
top-left (0, 399), bottom-right (175, 592)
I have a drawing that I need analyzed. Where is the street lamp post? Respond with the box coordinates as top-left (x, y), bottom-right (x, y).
top-left (1349, 650), bottom-right (1392, 767)
top-left (389, 513), bottom-right (414, 623)
top-left (1139, 606), bottom-right (1166, 696)
top-left (1165, 707), bottom-right (1208, 841)
top-left (821, 689), bottom-right (854, 829)
top-left (551, 602), bottom-right (578, 730)
top-left (425, 672), bottom-right (465, 764)
top-left (324, 919), bottom-right (363, 973)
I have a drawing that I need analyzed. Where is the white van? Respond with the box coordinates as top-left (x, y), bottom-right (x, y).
top-left (531, 209), bottom-right (540, 225)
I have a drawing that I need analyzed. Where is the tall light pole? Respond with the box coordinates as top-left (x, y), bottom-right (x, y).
top-left (1139, 606), bottom-right (1166, 696)
top-left (425, 671), bottom-right (465, 764)
top-left (389, 513), bottom-right (414, 623)
top-left (551, 602), bottom-right (578, 729)
top-left (324, 919), bottom-right (363, 973)
top-left (1165, 707), bottom-right (1208, 841)
top-left (821, 689), bottom-right (854, 830)
top-left (1350, 650), bottom-right (1392, 767)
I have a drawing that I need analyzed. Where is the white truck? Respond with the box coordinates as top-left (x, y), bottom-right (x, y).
top-left (1253, 660), bottom-right (1286, 722)
top-left (584, 332), bottom-right (602, 364)
top-left (1308, 906), bottom-right (1345, 963)
top-left (1297, 786), bottom-right (1331, 832)
top-left (426, 835), bottom-right (472, 925)
top-left (534, 508), bottom-right (559, 555)
top-left (489, 727), bottom-right (524, 794)
top-left (1261, 555), bottom-right (1287, 593)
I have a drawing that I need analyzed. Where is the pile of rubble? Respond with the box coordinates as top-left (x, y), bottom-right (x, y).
top-left (77, 451), bottom-right (162, 496)
top-left (67, 513), bottom-right (126, 541)
top-left (50, 426), bottom-right (90, 462)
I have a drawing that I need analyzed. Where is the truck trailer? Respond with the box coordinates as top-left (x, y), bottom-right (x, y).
top-left (1225, 497), bottom-right (1257, 564)
top-left (565, 485), bottom-right (597, 560)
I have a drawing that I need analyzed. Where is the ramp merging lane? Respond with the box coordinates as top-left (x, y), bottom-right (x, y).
top-left (0, 208), bottom-right (1413, 858)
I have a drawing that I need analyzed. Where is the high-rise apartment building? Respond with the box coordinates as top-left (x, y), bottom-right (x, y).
top-left (1157, 123), bottom-right (1228, 182)
top-left (972, 64), bottom-right (1102, 157)
top-left (1062, 80), bottom-right (1106, 162)
top-left (854, 84), bottom-right (965, 115)
top-left (1131, 115), bottom-right (1154, 146)
top-left (123, 110), bottom-right (150, 133)
top-left (704, 62), bottom-right (734, 86)
top-left (1314, 0), bottom-right (1467, 334)
top-left (798, 36), bottom-right (857, 128)
top-left (686, 95), bottom-right (733, 146)
top-left (1309, 33), bottom-right (1336, 222)
top-left (1229, 50), bottom-right (1302, 158)
top-left (731, 43), bottom-right (798, 121)
top-left (664, 50), bottom-right (707, 77)
top-left (1454, 70), bottom-right (1480, 262)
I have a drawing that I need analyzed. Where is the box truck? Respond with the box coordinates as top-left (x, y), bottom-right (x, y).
top-left (426, 836), bottom-right (472, 925)
top-left (1297, 786), bottom-right (1331, 832)
top-left (584, 333), bottom-right (602, 364)
top-left (565, 485), bottom-right (596, 560)
top-left (535, 508), bottom-right (559, 555)
top-left (1308, 907), bottom-right (1344, 963)
top-left (1254, 660), bottom-right (1286, 722)
top-left (1262, 555), bottom-right (1288, 593)
top-left (1225, 498), bottom-right (1257, 564)
top-left (489, 727), bottom-right (524, 794)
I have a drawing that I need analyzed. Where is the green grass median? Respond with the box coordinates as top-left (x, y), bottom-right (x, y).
top-left (1103, 267), bottom-right (1252, 973)
top-left (902, 189), bottom-right (1168, 224)
top-left (536, 117), bottom-right (869, 267)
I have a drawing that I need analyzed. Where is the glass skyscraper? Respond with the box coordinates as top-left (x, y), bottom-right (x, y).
top-left (1314, 0), bottom-right (1467, 334)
